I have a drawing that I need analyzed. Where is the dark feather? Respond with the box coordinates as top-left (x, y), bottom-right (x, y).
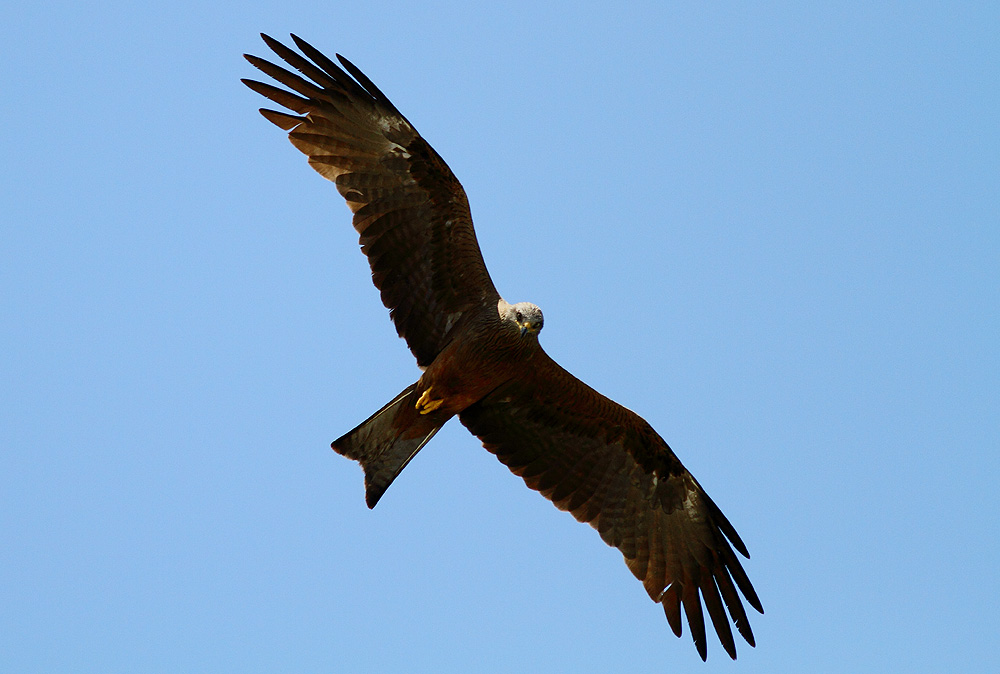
top-left (244, 34), bottom-right (499, 367)
top-left (682, 582), bottom-right (708, 661)
top-left (460, 348), bottom-right (762, 659)
top-left (661, 585), bottom-right (683, 637)
top-left (700, 566), bottom-right (737, 659)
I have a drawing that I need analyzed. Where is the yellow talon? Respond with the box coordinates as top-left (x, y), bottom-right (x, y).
top-left (416, 387), bottom-right (444, 414)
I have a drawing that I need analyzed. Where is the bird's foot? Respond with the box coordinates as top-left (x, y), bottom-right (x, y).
top-left (415, 387), bottom-right (444, 415)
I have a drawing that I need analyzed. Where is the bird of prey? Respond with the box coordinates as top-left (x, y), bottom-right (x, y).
top-left (243, 34), bottom-right (762, 661)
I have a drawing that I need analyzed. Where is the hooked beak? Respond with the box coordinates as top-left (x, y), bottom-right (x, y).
top-left (519, 324), bottom-right (528, 337)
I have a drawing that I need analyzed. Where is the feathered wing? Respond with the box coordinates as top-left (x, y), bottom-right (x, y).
top-left (243, 34), bottom-right (499, 367)
top-left (458, 350), bottom-right (763, 661)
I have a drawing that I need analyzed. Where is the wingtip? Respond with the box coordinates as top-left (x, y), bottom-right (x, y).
top-left (335, 53), bottom-right (362, 77)
top-left (258, 108), bottom-right (303, 130)
top-left (259, 32), bottom-right (283, 48)
top-left (240, 77), bottom-right (267, 95)
top-left (262, 33), bottom-right (293, 58)
top-left (364, 484), bottom-right (385, 509)
top-left (243, 53), bottom-right (265, 69)
top-left (289, 33), bottom-right (314, 55)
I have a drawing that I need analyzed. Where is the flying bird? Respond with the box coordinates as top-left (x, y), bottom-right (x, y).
top-left (243, 34), bottom-right (762, 661)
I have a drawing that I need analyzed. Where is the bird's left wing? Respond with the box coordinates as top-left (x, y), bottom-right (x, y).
top-left (458, 350), bottom-right (762, 660)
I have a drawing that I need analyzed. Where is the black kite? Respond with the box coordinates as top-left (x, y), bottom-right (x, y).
top-left (243, 34), bottom-right (762, 660)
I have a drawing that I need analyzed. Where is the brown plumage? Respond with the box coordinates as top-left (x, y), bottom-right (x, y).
top-left (243, 33), bottom-right (763, 661)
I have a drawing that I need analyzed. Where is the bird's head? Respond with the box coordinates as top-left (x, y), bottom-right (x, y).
top-left (500, 299), bottom-right (544, 338)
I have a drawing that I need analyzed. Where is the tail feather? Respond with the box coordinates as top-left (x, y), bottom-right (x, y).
top-left (332, 383), bottom-right (446, 507)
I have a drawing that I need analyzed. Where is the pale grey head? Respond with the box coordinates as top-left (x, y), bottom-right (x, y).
top-left (498, 299), bottom-right (544, 338)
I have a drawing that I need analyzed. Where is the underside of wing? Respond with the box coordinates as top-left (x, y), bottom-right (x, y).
top-left (458, 351), bottom-right (763, 660)
top-left (243, 34), bottom-right (499, 366)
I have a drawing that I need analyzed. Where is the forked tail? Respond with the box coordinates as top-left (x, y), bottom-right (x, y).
top-left (331, 383), bottom-right (445, 508)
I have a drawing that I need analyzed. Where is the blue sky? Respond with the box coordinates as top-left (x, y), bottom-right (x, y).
top-left (2, 2), bottom-right (998, 672)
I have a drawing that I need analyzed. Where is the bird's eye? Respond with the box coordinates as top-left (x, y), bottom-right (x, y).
top-left (515, 311), bottom-right (523, 322)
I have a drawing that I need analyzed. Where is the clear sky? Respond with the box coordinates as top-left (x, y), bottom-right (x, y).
top-left (2, 2), bottom-right (998, 672)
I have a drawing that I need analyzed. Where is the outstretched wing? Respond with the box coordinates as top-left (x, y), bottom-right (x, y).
top-left (458, 351), bottom-right (763, 661)
top-left (243, 35), bottom-right (500, 367)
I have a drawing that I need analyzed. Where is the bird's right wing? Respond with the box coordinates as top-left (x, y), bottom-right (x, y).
top-left (459, 348), bottom-right (762, 660)
top-left (243, 34), bottom-right (500, 367)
